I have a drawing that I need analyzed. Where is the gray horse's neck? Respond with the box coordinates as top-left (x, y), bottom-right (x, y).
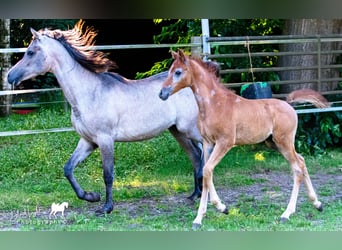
top-left (53, 62), bottom-right (99, 109)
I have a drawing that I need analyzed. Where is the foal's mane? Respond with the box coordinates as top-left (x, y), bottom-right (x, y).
top-left (40, 20), bottom-right (116, 73)
top-left (175, 51), bottom-right (235, 95)
top-left (191, 56), bottom-right (231, 92)
top-left (192, 57), bottom-right (221, 80)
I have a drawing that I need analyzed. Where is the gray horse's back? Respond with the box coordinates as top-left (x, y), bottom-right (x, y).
top-left (93, 71), bottom-right (200, 142)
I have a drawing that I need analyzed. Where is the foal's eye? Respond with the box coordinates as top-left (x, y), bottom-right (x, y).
top-left (175, 69), bottom-right (182, 76)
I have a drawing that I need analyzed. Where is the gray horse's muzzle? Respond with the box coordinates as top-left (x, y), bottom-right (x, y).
top-left (7, 70), bottom-right (22, 86)
top-left (159, 86), bottom-right (173, 101)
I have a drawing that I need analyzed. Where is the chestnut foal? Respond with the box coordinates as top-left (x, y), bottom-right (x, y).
top-left (159, 49), bottom-right (327, 229)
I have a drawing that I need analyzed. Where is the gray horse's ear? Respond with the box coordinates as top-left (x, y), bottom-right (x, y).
top-left (30, 28), bottom-right (41, 40)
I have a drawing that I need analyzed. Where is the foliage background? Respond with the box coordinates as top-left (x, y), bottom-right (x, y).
top-left (7, 19), bottom-right (342, 155)
top-left (141, 19), bottom-right (342, 155)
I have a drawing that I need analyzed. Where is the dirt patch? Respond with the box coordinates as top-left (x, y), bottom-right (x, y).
top-left (1, 170), bottom-right (341, 230)
top-left (113, 171), bottom-right (342, 218)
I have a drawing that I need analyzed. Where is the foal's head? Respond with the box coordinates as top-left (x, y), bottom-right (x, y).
top-left (159, 49), bottom-right (192, 100)
top-left (159, 49), bottom-right (220, 101)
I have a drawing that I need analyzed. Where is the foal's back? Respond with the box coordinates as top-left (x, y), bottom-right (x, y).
top-left (211, 90), bottom-right (298, 145)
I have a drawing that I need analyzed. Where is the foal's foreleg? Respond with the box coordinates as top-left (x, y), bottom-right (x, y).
top-left (64, 138), bottom-right (100, 202)
top-left (192, 141), bottom-right (231, 229)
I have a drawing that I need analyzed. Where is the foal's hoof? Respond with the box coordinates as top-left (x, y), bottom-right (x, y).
top-left (192, 223), bottom-right (202, 230)
top-left (222, 207), bottom-right (229, 214)
top-left (84, 192), bottom-right (101, 202)
top-left (279, 217), bottom-right (289, 223)
top-left (316, 203), bottom-right (323, 212)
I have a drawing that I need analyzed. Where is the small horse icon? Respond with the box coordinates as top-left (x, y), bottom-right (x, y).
top-left (49, 202), bottom-right (69, 217)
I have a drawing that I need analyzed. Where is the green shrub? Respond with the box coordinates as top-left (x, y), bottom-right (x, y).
top-left (296, 111), bottom-right (342, 155)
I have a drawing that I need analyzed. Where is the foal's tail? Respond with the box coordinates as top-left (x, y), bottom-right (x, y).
top-left (286, 89), bottom-right (330, 108)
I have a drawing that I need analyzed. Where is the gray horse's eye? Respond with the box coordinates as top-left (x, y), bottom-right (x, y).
top-left (27, 50), bottom-right (35, 57)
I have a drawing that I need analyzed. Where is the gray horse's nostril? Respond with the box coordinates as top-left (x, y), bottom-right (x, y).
top-left (7, 71), bottom-right (22, 86)
top-left (7, 74), bottom-right (16, 85)
top-left (159, 90), bottom-right (165, 100)
top-left (159, 87), bottom-right (171, 101)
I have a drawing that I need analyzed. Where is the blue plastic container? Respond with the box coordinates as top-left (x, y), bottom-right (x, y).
top-left (240, 82), bottom-right (272, 99)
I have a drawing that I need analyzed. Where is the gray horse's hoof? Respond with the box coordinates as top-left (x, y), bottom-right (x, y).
top-left (192, 223), bottom-right (202, 230)
top-left (187, 190), bottom-right (201, 201)
top-left (95, 205), bottom-right (113, 216)
top-left (84, 191), bottom-right (101, 202)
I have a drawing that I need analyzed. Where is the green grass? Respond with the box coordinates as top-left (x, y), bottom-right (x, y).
top-left (0, 107), bottom-right (341, 231)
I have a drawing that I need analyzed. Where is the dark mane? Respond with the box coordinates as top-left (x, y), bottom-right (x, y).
top-left (40, 20), bottom-right (116, 73)
top-left (100, 72), bottom-right (130, 83)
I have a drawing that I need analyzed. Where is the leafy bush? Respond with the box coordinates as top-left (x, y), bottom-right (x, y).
top-left (296, 111), bottom-right (342, 155)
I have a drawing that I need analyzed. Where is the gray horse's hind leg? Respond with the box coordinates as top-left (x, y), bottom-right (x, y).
top-left (168, 126), bottom-right (204, 200)
top-left (64, 138), bottom-right (101, 203)
top-left (96, 136), bottom-right (115, 214)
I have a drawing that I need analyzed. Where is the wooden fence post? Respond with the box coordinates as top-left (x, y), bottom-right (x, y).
top-left (191, 36), bottom-right (202, 58)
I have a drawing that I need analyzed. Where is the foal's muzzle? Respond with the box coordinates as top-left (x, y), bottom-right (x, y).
top-left (159, 86), bottom-right (173, 101)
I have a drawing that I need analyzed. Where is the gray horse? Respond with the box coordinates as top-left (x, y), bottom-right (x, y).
top-left (7, 21), bottom-right (203, 214)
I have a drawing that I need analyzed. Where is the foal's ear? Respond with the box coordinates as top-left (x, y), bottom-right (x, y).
top-left (177, 49), bottom-right (188, 64)
top-left (171, 50), bottom-right (178, 59)
top-left (177, 49), bottom-right (184, 56)
top-left (30, 28), bottom-right (42, 40)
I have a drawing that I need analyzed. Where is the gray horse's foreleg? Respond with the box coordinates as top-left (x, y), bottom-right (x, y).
top-left (168, 126), bottom-right (204, 200)
top-left (64, 138), bottom-right (100, 202)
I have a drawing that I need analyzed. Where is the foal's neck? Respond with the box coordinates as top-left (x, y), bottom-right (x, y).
top-left (189, 60), bottom-right (225, 115)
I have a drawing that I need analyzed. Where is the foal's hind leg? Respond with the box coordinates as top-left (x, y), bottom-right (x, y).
top-left (274, 139), bottom-right (322, 221)
top-left (296, 153), bottom-right (323, 211)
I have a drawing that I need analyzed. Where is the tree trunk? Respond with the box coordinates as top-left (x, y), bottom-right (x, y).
top-left (279, 19), bottom-right (342, 93)
top-left (0, 19), bottom-right (12, 117)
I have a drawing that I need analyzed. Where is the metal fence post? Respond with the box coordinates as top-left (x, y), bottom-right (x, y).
top-left (201, 19), bottom-right (210, 61)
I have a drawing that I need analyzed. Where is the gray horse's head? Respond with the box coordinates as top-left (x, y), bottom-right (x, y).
top-left (7, 28), bottom-right (52, 86)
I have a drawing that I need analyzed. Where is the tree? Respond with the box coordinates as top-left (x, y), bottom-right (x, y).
top-left (137, 19), bottom-right (284, 81)
top-left (279, 19), bottom-right (342, 93)
top-left (0, 19), bottom-right (11, 117)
